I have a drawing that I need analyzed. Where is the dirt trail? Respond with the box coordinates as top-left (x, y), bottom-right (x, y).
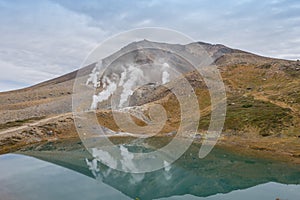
top-left (0, 113), bottom-right (70, 136)
top-left (252, 92), bottom-right (298, 113)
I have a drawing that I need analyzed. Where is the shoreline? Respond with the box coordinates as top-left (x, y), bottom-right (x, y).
top-left (216, 136), bottom-right (300, 166)
top-left (0, 112), bottom-right (299, 165)
top-left (1, 131), bottom-right (300, 166)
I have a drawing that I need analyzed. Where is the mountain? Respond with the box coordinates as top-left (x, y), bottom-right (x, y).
top-left (0, 40), bottom-right (299, 162)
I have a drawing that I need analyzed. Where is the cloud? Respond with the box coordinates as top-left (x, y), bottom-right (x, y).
top-left (0, 0), bottom-right (299, 91)
top-left (53, 0), bottom-right (300, 60)
top-left (0, 80), bottom-right (26, 92)
top-left (0, 0), bottom-right (108, 91)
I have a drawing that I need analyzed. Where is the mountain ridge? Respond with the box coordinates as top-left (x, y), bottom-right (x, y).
top-left (1, 40), bottom-right (297, 94)
top-left (0, 40), bottom-right (299, 163)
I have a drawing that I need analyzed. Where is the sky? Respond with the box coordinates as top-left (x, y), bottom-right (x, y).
top-left (0, 0), bottom-right (299, 91)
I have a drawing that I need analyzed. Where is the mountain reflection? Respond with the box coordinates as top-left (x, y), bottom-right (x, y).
top-left (19, 137), bottom-right (300, 200)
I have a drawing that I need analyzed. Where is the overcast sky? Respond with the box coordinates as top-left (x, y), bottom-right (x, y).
top-left (0, 0), bottom-right (299, 91)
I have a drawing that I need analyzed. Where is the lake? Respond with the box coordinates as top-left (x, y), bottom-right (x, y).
top-left (0, 138), bottom-right (299, 200)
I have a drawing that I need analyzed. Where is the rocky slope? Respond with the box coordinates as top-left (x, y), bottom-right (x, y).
top-left (0, 40), bottom-right (299, 159)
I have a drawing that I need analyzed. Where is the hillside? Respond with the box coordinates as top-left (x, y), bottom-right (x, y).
top-left (0, 40), bottom-right (299, 161)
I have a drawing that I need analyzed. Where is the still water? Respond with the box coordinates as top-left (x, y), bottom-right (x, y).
top-left (0, 138), bottom-right (299, 200)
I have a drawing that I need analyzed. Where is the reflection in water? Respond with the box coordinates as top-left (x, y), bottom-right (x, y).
top-left (5, 138), bottom-right (300, 200)
top-left (86, 144), bottom-right (173, 184)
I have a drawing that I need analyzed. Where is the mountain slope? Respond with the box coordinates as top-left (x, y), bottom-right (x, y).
top-left (0, 40), bottom-right (299, 159)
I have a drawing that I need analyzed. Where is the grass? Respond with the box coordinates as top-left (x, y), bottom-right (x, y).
top-left (198, 95), bottom-right (293, 136)
top-left (227, 96), bottom-right (292, 136)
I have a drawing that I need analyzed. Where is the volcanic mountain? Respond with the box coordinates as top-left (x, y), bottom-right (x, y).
top-left (0, 40), bottom-right (299, 162)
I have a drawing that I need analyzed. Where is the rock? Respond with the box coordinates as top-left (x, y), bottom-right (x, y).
top-left (167, 131), bottom-right (176, 136)
top-left (47, 130), bottom-right (54, 136)
top-left (194, 134), bottom-right (202, 139)
top-left (129, 83), bottom-right (166, 106)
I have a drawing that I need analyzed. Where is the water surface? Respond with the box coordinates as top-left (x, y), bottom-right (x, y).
top-left (0, 138), bottom-right (299, 200)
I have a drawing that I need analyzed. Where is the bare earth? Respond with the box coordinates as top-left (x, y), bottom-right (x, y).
top-left (0, 41), bottom-right (299, 164)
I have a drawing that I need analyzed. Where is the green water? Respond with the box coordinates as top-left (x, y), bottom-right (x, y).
top-left (0, 138), bottom-right (300, 200)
